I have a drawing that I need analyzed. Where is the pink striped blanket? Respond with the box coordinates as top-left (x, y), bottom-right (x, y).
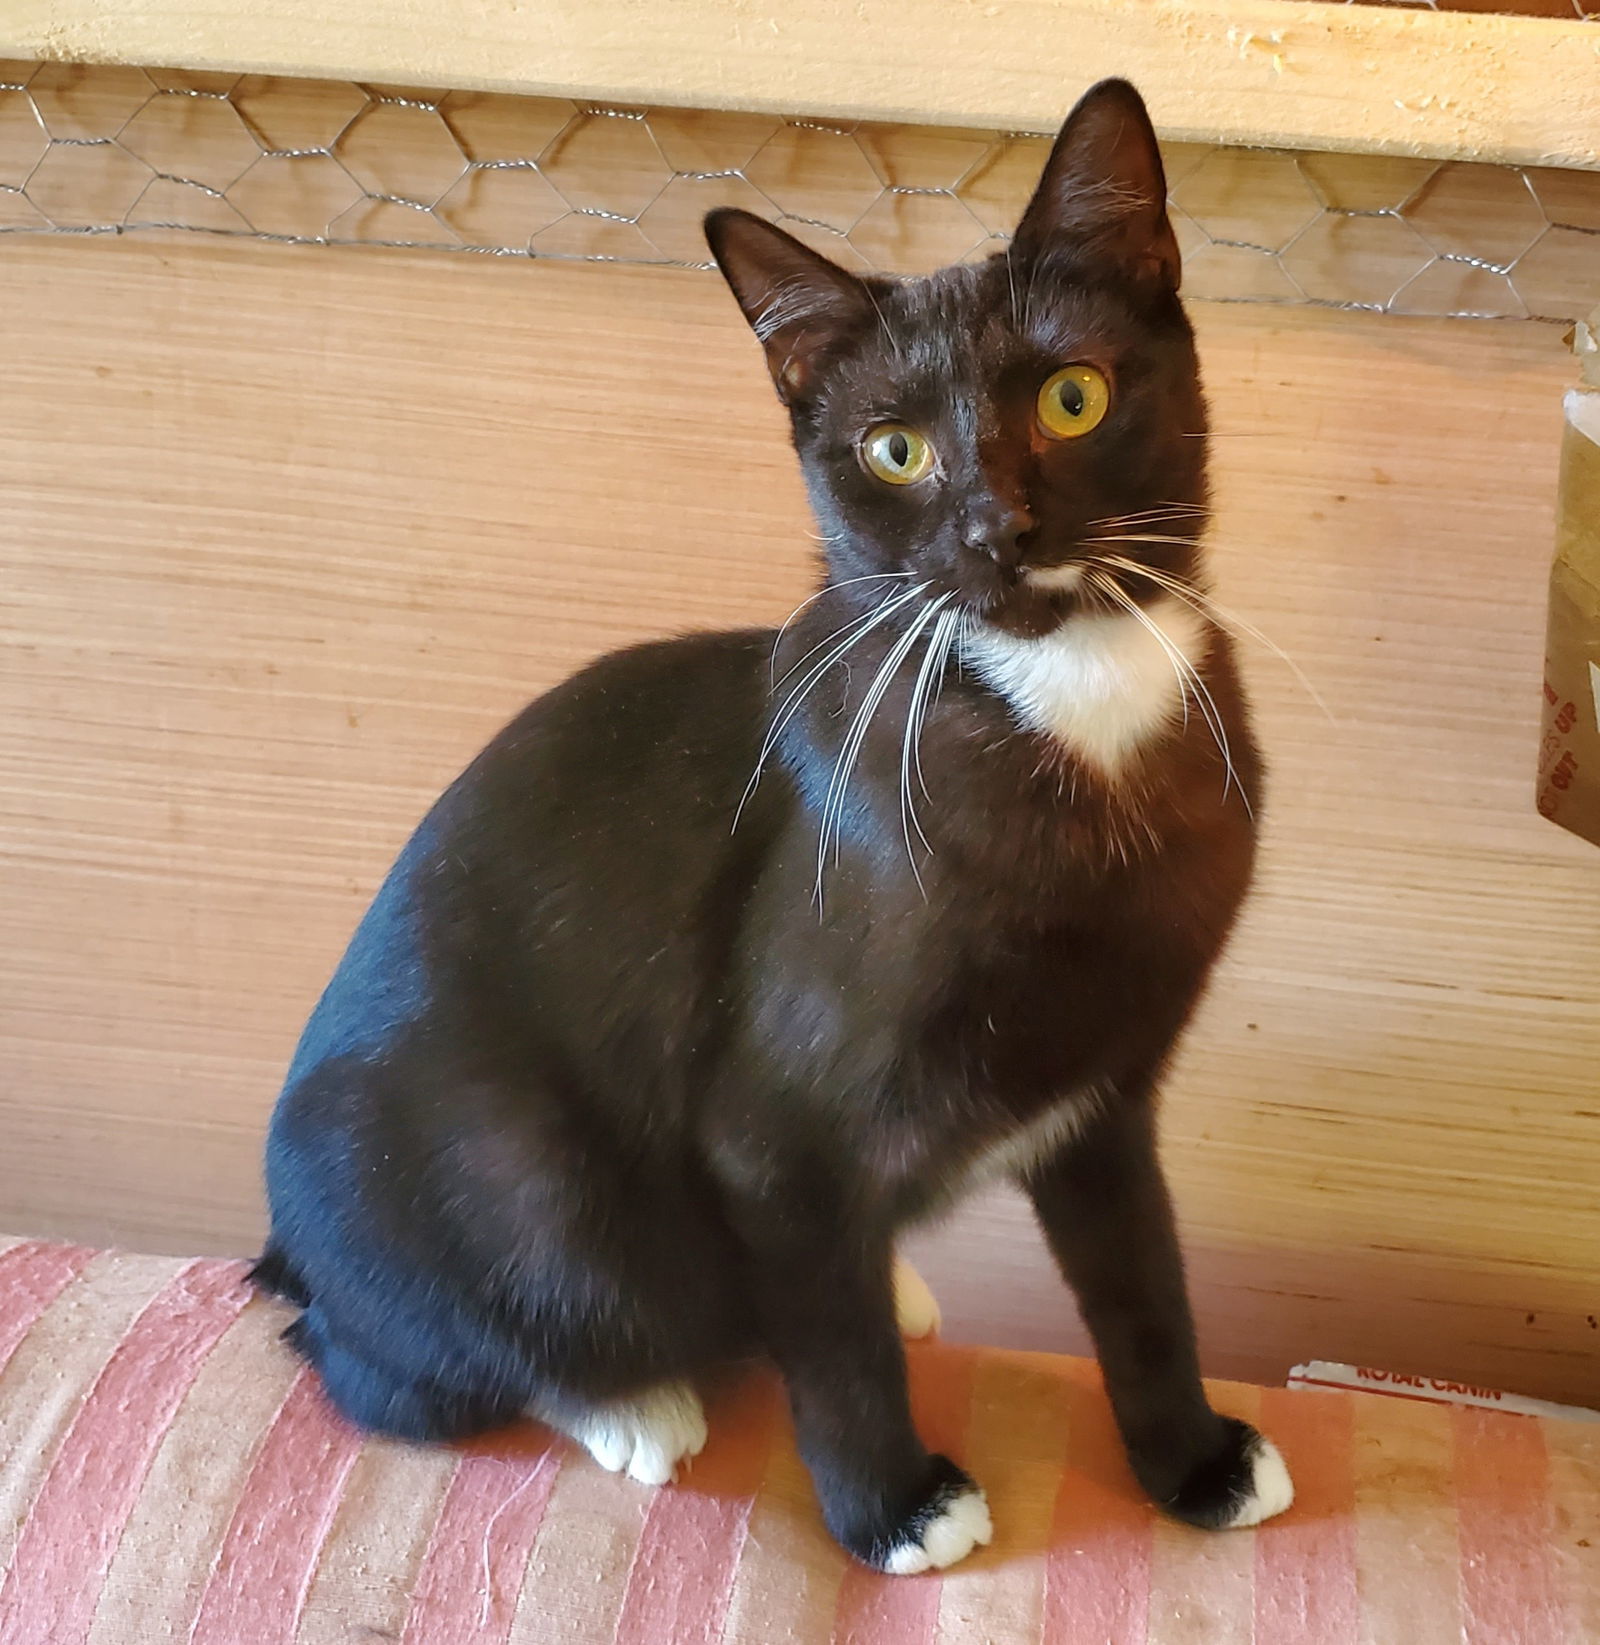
top-left (0, 1238), bottom-right (1594, 1643)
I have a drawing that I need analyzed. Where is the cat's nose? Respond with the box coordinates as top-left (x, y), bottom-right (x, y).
top-left (964, 505), bottom-right (1035, 569)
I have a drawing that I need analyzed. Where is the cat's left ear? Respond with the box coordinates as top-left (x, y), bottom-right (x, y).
top-left (705, 209), bottom-right (874, 403)
top-left (1013, 79), bottom-right (1180, 292)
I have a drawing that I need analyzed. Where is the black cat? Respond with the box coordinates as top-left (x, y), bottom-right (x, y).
top-left (255, 78), bottom-right (1293, 1573)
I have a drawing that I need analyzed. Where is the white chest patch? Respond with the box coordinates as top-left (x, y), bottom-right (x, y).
top-left (964, 595), bottom-right (1207, 777)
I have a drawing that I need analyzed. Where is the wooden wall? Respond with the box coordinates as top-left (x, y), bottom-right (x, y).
top-left (2, 235), bottom-right (1595, 1403)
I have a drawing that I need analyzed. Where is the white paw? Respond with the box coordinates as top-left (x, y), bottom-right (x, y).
top-left (556, 1382), bottom-right (709, 1486)
top-left (1221, 1435), bottom-right (1295, 1528)
top-left (884, 1486), bottom-right (993, 1575)
top-left (892, 1257), bottom-right (942, 1339)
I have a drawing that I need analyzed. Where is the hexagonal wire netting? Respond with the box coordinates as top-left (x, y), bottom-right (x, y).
top-left (1, 63), bottom-right (1597, 323)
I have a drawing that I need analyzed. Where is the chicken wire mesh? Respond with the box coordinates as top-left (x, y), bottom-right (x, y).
top-left (0, 62), bottom-right (1596, 323)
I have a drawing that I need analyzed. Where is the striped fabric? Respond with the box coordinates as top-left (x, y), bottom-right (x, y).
top-left (0, 1238), bottom-right (1595, 1644)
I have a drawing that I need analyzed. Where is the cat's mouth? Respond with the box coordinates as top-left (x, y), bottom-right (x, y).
top-left (969, 556), bottom-right (1164, 639)
top-left (965, 559), bottom-right (1094, 639)
top-left (972, 586), bottom-right (1077, 639)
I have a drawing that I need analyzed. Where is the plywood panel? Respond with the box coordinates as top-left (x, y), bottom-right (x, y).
top-left (0, 236), bottom-right (1594, 1402)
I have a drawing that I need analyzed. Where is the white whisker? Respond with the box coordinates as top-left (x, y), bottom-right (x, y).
top-left (734, 582), bottom-right (925, 833)
top-left (1085, 575), bottom-right (1183, 736)
top-left (1090, 532), bottom-right (1204, 548)
top-left (1090, 548), bottom-right (1335, 724)
top-left (899, 605), bottom-right (962, 889)
top-left (818, 595), bottom-right (946, 875)
top-left (1092, 574), bottom-right (1250, 816)
top-left (770, 571), bottom-right (914, 687)
top-left (815, 593), bottom-right (951, 906)
top-left (1082, 571), bottom-right (1188, 733)
top-left (1087, 504), bottom-right (1207, 530)
top-left (914, 608), bottom-right (962, 804)
top-left (769, 584), bottom-right (924, 720)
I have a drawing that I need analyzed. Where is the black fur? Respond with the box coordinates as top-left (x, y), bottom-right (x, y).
top-left (258, 79), bottom-right (1284, 1567)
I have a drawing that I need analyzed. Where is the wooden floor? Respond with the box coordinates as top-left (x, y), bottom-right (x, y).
top-left (2, 236), bottom-right (1595, 1404)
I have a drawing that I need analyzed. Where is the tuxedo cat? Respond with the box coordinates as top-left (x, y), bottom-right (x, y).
top-left (255, 78), bottom-right (1293, 1574)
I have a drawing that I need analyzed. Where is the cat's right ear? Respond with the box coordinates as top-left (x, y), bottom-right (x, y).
top-left (1012, 79), bottom-right (1179, 292)
top-left (704, 209), bottom-right (872, 404)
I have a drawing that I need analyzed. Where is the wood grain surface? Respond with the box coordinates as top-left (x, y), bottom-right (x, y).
top-left (1, 236), bottom-right (1594, 1402)
top-left (6, 0), bottom-right (1600, 168)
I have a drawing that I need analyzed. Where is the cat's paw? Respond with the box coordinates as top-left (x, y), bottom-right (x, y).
top-left (845, 1456), bottom-right (992, 1575)
top-left (549, 1381), bottom-right (709, 1486)
top-left (892, 1256), bottom-right (942, 1339)
top-left (884, 1481), bottom-right (993, 1574)
top-left (1162, 1418), bottom-right (1294, 1530)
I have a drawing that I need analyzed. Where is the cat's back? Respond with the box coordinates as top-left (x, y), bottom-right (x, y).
top-left (282, 625), bottom-right (781, 1086)
top-left (459, 624), bottom-right (777, 841)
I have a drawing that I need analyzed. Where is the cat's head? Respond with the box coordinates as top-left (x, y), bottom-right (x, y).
top-left (706, 80), bottom-right (1205, 640)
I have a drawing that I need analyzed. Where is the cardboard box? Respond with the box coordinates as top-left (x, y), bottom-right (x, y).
top-left (1536, 304), bottom-right (1600, 850)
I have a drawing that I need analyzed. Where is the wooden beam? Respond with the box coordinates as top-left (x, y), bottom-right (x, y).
top-left (4, 0), bottom-right (1598, 169)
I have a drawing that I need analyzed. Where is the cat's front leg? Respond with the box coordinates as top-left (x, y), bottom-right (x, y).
top-left (1024, 1091), bottom-right (1294, 1530)
top-left (726, 1188), bottom-right (989, 1572)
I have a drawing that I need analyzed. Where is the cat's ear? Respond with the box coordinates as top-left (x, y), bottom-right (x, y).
top-left (1012, 79), bottom-right (1180, 291)
top-left (705, 209), bottom-right (873, 403)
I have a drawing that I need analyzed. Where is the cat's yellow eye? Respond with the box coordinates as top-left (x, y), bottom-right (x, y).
top-left (861, 424), bottom-right (935, 486)
top-left (1037, 365), bottom-right (1110, 440)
